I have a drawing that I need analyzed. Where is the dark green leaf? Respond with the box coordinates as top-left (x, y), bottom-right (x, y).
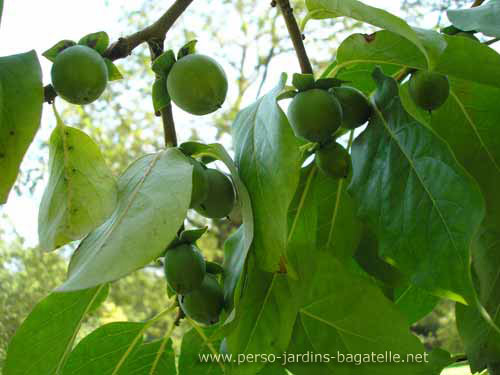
top-left (335, 29), bottom-right (500, 89)
top-left (0, 0), bottom-right (4, 28)
top-left (38, 106), bottom-right (117, 251)
top-left (177, 40), bottom-right (197, 60)
top-left (42, 40), bottom-right (77, 63)
top-left (305, 0), bottom-right (430, 66)
top-left (394, 284), bottom-right (439, 325)
top-left (314, 77), bottom-right (343, 90)
top-left (152, 50), bottom-right (176, 77)
top-left (0, 50), bottom-right (43, 203)
top-left (348, 68), bottom-right (485, 303)
top-left (179, 327), bottom-right (223, 375)
top-left (152, 77), bottom-right (170, 114)
top-left (58, 149), bottom-right (192, 291)
top-left (232, 74), bottom-right (302, 272)
top-left (63, 322), bottom-right (145, 374)
top-left (78, 31), bottom-right (110, 54)
top-left (448, 0), bottom-right (500, 38)
top-left (104, 58), bottom-right (123, 81)
top-left (4, 285), bottom-right (108, 375)
top-left (292, 73), bottom-right (315, 91)
top-left (118, 338), bottom-right (176, 374)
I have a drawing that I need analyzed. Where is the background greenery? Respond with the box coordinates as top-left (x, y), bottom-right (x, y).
top-left (0, 0), bottom-right (473, 372)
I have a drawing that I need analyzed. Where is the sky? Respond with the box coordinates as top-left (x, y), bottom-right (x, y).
top-left (0, 0), bottom-right (479, 246)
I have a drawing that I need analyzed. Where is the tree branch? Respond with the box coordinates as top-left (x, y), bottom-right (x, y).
top-left (43, 0), bottom-right (195, 103)
top-left (275, 0), bottom-right (313, 74)
top-left (471, 0), bottom-right (485, 7)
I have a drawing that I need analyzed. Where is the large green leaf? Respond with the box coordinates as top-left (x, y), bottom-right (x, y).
top-left (225, 253), bottom-right (297, 375)
top-left (62, 322), bottom-right (146, 374)
top-left (38, 107), bottom-right (117, 251)
top-left (3, 285), bottom-right (108, 375)
top-left (305, 0), bottom-right (430, 66)
top-left (0, 0), bottom-right (4, 28)
top-left (286, 255), bottom-right (452, 375)
top-left (118, 339), bottom-right (176, 375)
top-left (448, 0), bottom-right (500, 38)
top-left (58, 148), bottom-right (192, 291)
top-left (0, 50), bottom-right (43, 203)
top-left (333, 29), bottom-right (500, 89)
top-left (456, 224), bottom-right (500, 373)
top-left (232, 74), bottom-right (301, 272)
top-left (178, 326), bottom-right (223, 375)
top-left (348, 68), bottom-right (485, 303)
top-left (179, 142), bottom-right (253, 311)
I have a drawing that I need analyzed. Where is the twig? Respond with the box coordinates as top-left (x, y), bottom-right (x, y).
top-left (148, 38), bottom-right (178, 147)
top-left (276, 0), bottom-right (313, 74)
top-left (43, 0), bottom-right (195, 103)
top-left (471, 0), bottom-right (485, 7)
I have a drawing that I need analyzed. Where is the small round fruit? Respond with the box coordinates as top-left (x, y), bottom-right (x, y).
top-left (315, 142), bottom-right (351, 179)
top-left (164, 244), bottom-right (206, 295)
top-left (51, 45), bottom-right (108, 105)
top-left (167, 54), bottom-right (228, 115)
top-left (187, 157), bottom-right (209, 208)
top-left (331, 86), bottom-right (371, 129)
top-left (287, 89), bottom-right (343, 143)
top-left (179, 274), bottom-right (225, 325)
top-left (195, 169), bottom-right (235, 219)
top-left (408, 71), bottom-right (450, 111)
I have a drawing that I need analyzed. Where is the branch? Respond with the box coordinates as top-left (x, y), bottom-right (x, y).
top-left (471, 0), bottom-right (485, 7)
top-left (43, 0), bottom-right (195, 102)
top-left (275, 0), bottom-right (313, 74)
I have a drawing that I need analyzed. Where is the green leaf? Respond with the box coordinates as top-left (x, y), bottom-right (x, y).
top-left (276, 89), bottom-right (297, 101)
top-left (151, 50), bottom-right (176, 77)
top-left (448, 0), bottom-right (500, 38)
top-left (305, 0), bottom-right (430, 67)
top-left (58, 148), bottom-right (192, 291)
top-left (292, 73), bottom-right (315, 91)
top-left (0, 50), bottom-right (43, 203)
top-left (62, 322), bottom-right (146, 374)
top-left (179, 142), bottom-right (254, 310)
top-left (348, 68), bottom-right (485, 303)
top-left (0, 0), bottom-right (4, 28)
top-left (78, 31), bottom-right (110, 54)
top-left (334, 29), bottom-right (500, 89)
top-left (166, 226), bottom-right (207, 248)
top-left (104, 58), bottom-right (123, 81)
top-left (178, 327), bottom-right (223, 375)
top-left (119, 339), bottom-right (176, 374)
top-left (4, 285), bottom-right (108, 375)
top-left (152, 77), bottom-right (170, 114)
top-left (286, 253), bottom-right (452, 375)
top-left (42, 40), bottom-right (77, 63)
top-left (394, 284), bottom-right (439, 325)
top-left (38, 107), bottom-right (118, 251)
top-left (232, 74), bottom-right (302, 272)
top-left (314, 77), bottom-right (343, 90)
top-left (225, 253), bottom-right (297, 375)
top-left (177, 40), bottom-right (197, 60)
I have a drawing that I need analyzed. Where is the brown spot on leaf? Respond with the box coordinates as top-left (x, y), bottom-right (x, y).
top-left (363, 33), bottom-right (376, 43)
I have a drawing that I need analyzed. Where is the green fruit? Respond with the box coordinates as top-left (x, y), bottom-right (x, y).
top-left (164, 243), bottom-right (206, 295)
top-left (287, 89), bottom-right (343, 143)
top-left (167, 54), bottom-right (228, 115)
top-left (179, 274), bottom-right (225, 325)
top-left (315, 142), bottom-right (351, 179)
top-left (187, 157), bottom-right (209, 208)
top-left (408, 71), bottom-right (450, 111)
top-left (331, 86), bottom-right (371, 129)
top-left (51, 45), bottom-right (108, 105)
top-left (195, 169), bottom-right (235, 218)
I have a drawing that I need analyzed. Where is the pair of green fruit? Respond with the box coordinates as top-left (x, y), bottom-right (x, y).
top-left (188, 157), bottom-right (235, 219)
top-left (164, 243), bottom-right (224, 325)
top-left (51, 44), bottom-right (228, 114)
top-left (287, 85), bottom-right (370, 179)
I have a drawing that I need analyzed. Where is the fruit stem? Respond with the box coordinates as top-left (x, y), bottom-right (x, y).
top-left (275, 0), bottom-right (313, 74)
top-left (471, 0), bottom-right (485, 6)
